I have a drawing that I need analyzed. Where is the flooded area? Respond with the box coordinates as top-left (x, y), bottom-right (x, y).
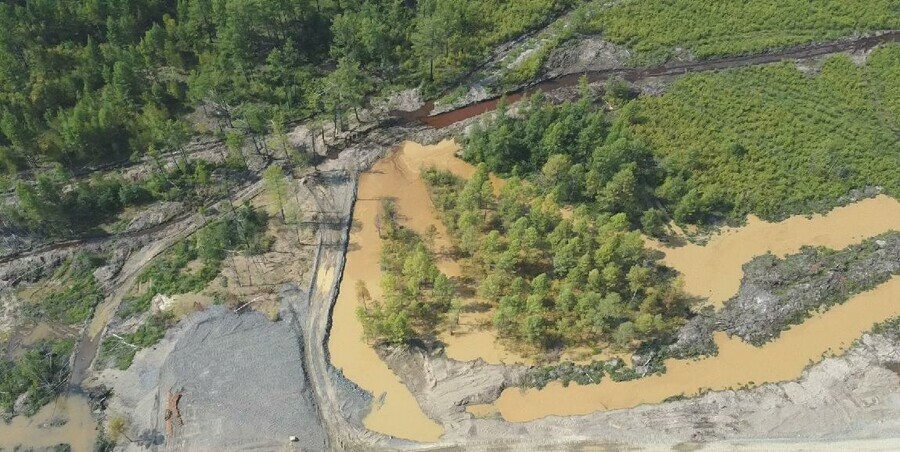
top-left (330, 141), bottom-right (449, 441)
top-left (647, 195), bottom-right (900, 306)
top-left (333, 138), bottom-right (900, 431)
top-left (330, 139), bottom-right (529, 440)
top-left (0, 395), bottom-right (97, 452)
top-left (493, 276), bottom-right (900, 421)
top-left (396, 141), bottom-right (526, 365)
top-left (4, 321), bottom-right (77, 359)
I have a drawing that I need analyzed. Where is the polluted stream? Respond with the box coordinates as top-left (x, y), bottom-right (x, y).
top-left (333, 138), bottom-right (900, 436)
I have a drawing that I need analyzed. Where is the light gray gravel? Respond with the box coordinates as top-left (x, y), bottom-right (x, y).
top-left (100, 307), bottom-right (327, 451)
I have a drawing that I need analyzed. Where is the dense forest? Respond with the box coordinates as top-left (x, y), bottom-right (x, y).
top-left (0, 0), bottom-right (572, 238)
top-left (423, 165), bottom-right (689, 350)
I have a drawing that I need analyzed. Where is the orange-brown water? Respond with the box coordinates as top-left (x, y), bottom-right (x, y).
top-left (335, 139), bottom-right (900, 428)
top-left (330, 140), bottom-right (532, 440)
top-left (0, 395), bottom-right (97, 452)
top-left (330, 141), bottom-right (450, 441)
top-left (647, 196), bottom-right (900, 307)
top-left (493, 277), bottom-right (900, 421)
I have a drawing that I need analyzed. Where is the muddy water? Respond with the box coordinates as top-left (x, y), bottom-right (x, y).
top-left (330, 141), bottom-right (449, 441)
top-left (494, 276), bottom-right (900, 421)
top-left (330, 139), bottom-right (533, 440)
top-left (0, 395), bottom-right (97, 452)
top-left (335, 139), bottom-right (900, 428)
top-left (5, 322), bottom-right (77, 359)
top-left (648, 195), bottom-right (900, 307)
top-left (398, 141), bottom-right (526, 365)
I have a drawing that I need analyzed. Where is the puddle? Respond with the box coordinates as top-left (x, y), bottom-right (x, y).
top-left (0, 395), bottom-right (98, 452)
top-left (493, 276), bottom-right (900, 421)
top-left (5, 322), bottom-right (77, 359)
top-left (647, 195), bottom-right (900, 306)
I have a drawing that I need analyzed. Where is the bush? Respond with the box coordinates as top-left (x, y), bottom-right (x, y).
top-left (23, 253), bottom-right (104, 325)
top-left (0, 339), bottom-right (74, 419)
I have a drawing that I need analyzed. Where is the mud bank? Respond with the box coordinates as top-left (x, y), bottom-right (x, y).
top-left (442, 329), bottom-right (900, 448)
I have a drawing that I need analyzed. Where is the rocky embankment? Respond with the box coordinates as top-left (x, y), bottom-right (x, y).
top-left (671, 231), bottom-right (900, 357)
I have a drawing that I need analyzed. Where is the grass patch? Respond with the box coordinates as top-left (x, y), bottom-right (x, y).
top-left (585, 0), bottom-right (900, 60)
top-left (0, 339), bottom-right (74, 419)
top-left (22, 252), bottom-right (105, 325)
top-left (97, 312), bottom-right (174, 370)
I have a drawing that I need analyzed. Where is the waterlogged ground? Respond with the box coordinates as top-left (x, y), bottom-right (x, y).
top-left (333, 139), bottom-right (900, 436)
top-left (330, 142), bottom-right (450, 441)
top-left (0, 395), bottom-right (97, 452)
top-left (330, 140), bottom-right (534, 441)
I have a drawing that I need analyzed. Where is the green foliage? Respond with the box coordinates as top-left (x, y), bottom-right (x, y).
top-left (23, 252), bottom-right (105, 325)
top-left (423, 164), bottom-right (689, 351)
top-left (98, 312), bottom-right (174, 370)
top-left (520, 357), bottom-right (649, 389)
top-left (501, 47), bottom-right (551, 87)
top-left (1, 0), bottom-right (569, 240)
top-left (631, 49), bottom-right (900, 221)
top-left (5, 165), bottom-right (152, 237)
top-left (463, 88), bottom-right (660, 226)
top-left (587, 0), bottom-right (900, 60)
top-left (357, 200), bottom-right (454, 345)
top-left (0, 339), bottom-right (74, 419)
top-left (465, 48), bottom-right (900, 227)
top-left (3, 156), bottom-right (230, 238)
top-left (409, 0), bottom-right (570, 86)
top-left (449, 45), bottom-right (900, 353)
top-left (118, 203), bottom-right (269, 318)
top-left (263, 165), bottom-right (289, 221)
